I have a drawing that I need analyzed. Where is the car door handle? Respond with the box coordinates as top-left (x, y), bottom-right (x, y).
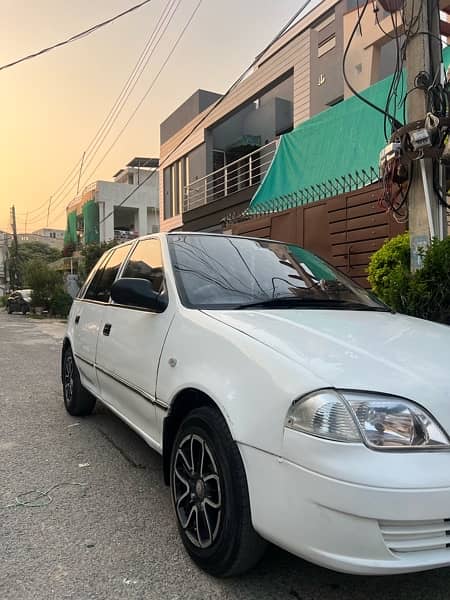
top-left (102, 323), bottom-right (112, 336)
top-left (75, 315), bottom-right (80, 324)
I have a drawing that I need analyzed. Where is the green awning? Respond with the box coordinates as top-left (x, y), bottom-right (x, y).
top-left (82, 200), bottom-right (99, 244)
top-left (65, 210), bottom-right (78, 245)
top-left (249, 46), bottom-right (450, 213)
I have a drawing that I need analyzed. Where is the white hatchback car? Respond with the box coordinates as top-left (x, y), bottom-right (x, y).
top-left (62, 232), bottom-right (450, 577)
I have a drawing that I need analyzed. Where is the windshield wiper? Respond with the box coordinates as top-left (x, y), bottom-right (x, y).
top-left (233, 297), bottom-right (389, 311)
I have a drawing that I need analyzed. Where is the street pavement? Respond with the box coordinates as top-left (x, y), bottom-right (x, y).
top-left (1, 310), bottom-right (450, 600)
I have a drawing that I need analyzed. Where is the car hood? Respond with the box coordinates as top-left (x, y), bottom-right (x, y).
top-left (202, 309), bottom-right (450, 427)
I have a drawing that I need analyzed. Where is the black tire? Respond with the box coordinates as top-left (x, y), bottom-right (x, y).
top-left (7, 304), bottom-right (13, 314)
top-left (170, 406), bottom-right (267, 577)
top-left (62, 347), bottom-right (96, 416)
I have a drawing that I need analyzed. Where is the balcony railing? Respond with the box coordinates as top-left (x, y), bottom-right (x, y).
top-left (113, 230), bottom-right (139, 242)
top-left (183, 140), bottom-right (278, 212)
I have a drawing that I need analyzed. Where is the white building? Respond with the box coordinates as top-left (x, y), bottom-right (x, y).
top-left (65, 157), bottom-right (159, 246)
top-left (17, 228), bottom-right (64, 249)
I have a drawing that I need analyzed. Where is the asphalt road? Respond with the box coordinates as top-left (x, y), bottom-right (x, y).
top-left (1, 310), bottom-right (450, 600)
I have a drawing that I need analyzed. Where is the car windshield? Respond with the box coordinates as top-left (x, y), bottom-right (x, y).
top-left (167, 234), bottom-right (387, 311)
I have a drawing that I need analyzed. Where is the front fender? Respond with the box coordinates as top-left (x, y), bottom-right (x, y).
top-left (156, 310), bottom-right (325, 456)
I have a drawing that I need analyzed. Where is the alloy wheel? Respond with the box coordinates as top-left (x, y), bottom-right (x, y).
top-left (173, 433), bottom-right (222, 549)
top-left (64, 354), bottom-right (74, 404)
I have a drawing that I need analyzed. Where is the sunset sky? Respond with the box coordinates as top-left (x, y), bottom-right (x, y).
top-left (0, 0), bottom-right (316, 233)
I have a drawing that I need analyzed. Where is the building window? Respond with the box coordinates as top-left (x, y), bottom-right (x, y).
top-left (163, 156), bottom-right (189, 219)
top-left (128, 173), bottom-right (134, 185)
top-left (318, 34), bottom-right (336, 57)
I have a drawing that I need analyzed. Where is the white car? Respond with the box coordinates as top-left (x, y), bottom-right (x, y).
top-left (62, 232), bottom-right (450, 577)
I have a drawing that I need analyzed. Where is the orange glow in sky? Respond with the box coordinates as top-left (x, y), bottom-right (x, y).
top-left (0, 0), bottom-right (303, 233)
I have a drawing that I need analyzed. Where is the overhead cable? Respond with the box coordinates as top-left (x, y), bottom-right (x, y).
top-left (0, 0), bottom-right (153, 72)
top-left (99, 0), bottom-right (316, 226)
top-left (22, 0), bottom-right (181, 224)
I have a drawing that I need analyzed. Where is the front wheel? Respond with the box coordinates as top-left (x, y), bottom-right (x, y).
top-left (170, 406), bottom-right (266, 577)
top-left (62, 347), bottom-right (96, 416)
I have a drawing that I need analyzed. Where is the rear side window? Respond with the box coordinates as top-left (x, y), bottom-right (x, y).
top-left (121, 239), bottom-right (164, 293)
top-left (78, 251), bottom-right (110, 299)
top-left (84, 244), bottom-right (131, 302)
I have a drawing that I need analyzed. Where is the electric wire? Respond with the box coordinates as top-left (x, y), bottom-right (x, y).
top-left (18, 0), bottom-right (181, 224)
top-left (98, 0), bottom-right (316, 227)
top-left (73, 0), bottom-right (186, 197)
top-left (48, 0), bottom-right (200, 230)
top-left (1, 482), bottom-right (88, 510)
top-left (343, 0), bottom-right (402, 137)
top-left (0, 0), bottom-right (153, 72)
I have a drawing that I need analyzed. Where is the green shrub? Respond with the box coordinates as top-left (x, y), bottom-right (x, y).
top-left (368, 234), bottom-right (450, 325)
top-left (25, 259), bottom-right (62, 309)
top-left (0, 296), bottom-right (6, 307)
top-left (367, 233), bottom-right (411, 313)
top-left (407, 237), bottom-right (450, 325)
top-left (49, 287), bottom-right (73, 318)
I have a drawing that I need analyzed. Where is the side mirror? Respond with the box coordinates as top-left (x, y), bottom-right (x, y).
top-left (111, 278), bottom-right (168, 312)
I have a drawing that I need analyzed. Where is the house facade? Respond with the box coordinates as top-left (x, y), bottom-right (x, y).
top-left (65, 157), bottom-right (159, 247)
top-left (17, 228), bottom-right (65, 250)
top-left (158, 0), bottom-right (402, 233)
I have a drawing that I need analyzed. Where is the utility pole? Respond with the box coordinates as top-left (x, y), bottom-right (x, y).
top-left (77, 151), bottom-right (86, 194)
top-left (405, 0), bottom-right (446, 269)
top-left (9, 205), bottom-right (19, 289)
top-left (46, 196), bottom-right (52, 227)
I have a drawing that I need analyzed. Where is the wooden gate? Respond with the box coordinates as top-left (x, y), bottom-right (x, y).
top-left (231, 183), bottom-right (406, 288)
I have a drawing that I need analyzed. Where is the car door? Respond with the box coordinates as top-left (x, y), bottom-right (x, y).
top-left (95, 237), bottom-right (173, 450)
top-left (71, 245), bottom-right (131, 395)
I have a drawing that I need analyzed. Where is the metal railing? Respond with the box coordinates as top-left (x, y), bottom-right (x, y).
top-left (183, 140), bottom-right (278, 212)
top-left (113, 230), bottom-right (139, 242)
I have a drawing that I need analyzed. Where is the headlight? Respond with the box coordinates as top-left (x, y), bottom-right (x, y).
top-left (285, 390), bottom-right (450, 450)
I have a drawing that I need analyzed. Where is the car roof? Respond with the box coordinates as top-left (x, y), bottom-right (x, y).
top-left (112, 231), bottom-right (291, 248)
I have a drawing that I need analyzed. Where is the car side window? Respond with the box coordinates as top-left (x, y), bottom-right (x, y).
top-left (121, 239), bottom-right (164, 293)
top-left (78, 251), bottom-right (111, 299)
top-left (84, 244), bottom-right (131, 302)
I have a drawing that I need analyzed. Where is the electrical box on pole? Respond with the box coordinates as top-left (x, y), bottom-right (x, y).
top-left (404, 0), bottom-right (447, 269)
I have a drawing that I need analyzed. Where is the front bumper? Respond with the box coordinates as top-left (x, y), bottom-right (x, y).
top-left (239, 433), bottom-right (450, 575)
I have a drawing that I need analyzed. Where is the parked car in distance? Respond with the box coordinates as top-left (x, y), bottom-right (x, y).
top-left (62, 232), bottom-right (450, 577)
top-left (7, 289), bottom-right (32, 314)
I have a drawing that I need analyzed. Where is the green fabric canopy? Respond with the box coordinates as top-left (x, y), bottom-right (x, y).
top-left (82, 200), bottom-right (100, 244)
top-left (249, 46), bottom-right (450, 213)
top-left (65, 210), bottom-right (78, 245)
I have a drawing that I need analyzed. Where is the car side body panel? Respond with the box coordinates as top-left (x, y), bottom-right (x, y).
top-left (156, 309), bottom-right (324, 457)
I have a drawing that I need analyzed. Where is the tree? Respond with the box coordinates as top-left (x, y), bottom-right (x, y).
top-left (18, 241), bottom-right (61, 264)
top-left (12, 242), bottom-right (61, 288)
top-left (23, 259), bottom-right (73, 316)
top-left (79, 240), bottom-right (117, 282)
top-left (24, 259), bottom-right (62, 308)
